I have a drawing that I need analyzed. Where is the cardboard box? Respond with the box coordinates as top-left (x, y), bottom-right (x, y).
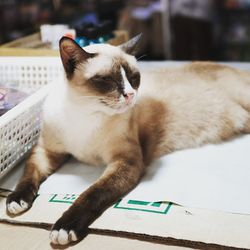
top-left (0, 223), bottom-right (188, 250)
top-left (0, 190), bottom-right (250, 249)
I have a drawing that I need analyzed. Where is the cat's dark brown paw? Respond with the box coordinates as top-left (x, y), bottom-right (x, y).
top-left (6, 187), bottom-right (36, 215)
top-left (50, 211), bottom-right (88, 245)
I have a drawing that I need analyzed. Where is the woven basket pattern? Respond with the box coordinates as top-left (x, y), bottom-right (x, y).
top-left (0, 57), bottom-right (62, 179)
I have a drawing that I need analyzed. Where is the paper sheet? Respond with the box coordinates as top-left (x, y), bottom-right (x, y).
top-left (1, 134), bottom-right (250, 215)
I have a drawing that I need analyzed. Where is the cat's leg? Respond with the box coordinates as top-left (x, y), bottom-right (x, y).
top-left (50, 150), bottom-right (144, 245)
top-left (6, 144), bottom-right (68, 215)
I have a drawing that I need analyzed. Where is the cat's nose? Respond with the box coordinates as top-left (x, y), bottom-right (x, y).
top-left (123, 92), bottom-right (135, 104)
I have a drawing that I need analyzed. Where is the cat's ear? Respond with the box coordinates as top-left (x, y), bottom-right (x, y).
top-left (59, 36), bottom-right (96, 79)
top-left (119, 33), bottom-right (142, 56)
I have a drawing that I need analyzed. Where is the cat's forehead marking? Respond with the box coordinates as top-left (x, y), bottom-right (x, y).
top-left (82, 43), bottom-right (138, 79)
top-left (120, 67), bottom-right (135, 94)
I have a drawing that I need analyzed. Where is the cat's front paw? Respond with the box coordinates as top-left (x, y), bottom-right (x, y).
top-left (7, 199), bottom-right (29, 215)
top-left (50, 210), bottom-right (88, 245)
top-left (6, 187), bottom-right (36, 215)
top-left (50, 228), bottom-right (78, 245)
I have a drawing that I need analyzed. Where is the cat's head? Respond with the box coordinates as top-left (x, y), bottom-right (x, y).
top-left (59, 35), bottom-right (142, 115)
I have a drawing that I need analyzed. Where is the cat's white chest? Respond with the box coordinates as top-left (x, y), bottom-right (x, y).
top-left (60, 104), bottom-right (103, 161)
top-left (43, 85), bottom-right (103, 163)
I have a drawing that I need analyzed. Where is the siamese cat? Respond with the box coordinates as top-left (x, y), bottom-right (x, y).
top-left (6, 35), bottom-right (250, 245)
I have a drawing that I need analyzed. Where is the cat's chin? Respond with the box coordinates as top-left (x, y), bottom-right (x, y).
top-left (115, 102), bottom-right (137, 114)
top-left (104, 105), bottom-right (131, 116)
top-left (116, 106), bottom-right (130, 114)
top-left (99, 103), bottom-right (134, 116)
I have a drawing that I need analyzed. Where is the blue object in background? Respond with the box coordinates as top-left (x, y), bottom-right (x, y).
top-left (73, 19), bottom-right (114, 47)
top-left (75, 37), bottom-right (89, 47)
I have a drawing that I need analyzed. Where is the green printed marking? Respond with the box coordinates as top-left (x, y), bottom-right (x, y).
top-left (48, 195), bottom-right (172, 214)
top-left (114, 199), bottom-right (172, 214)
top-left (63, 194), bottom-right (77, 201)
top-left (128, 200), bottom-right (150, 206)
top-left (49, 194), bottom-right (79, 204)
top-left (151, 202), bottom-right (161, 207)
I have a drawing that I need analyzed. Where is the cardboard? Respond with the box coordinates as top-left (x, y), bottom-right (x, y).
top-left (0, 192), bottom-right (250, 249)
top-left (3, 134), bottom-right (250, 215)
top-left (0, 223), bottom-right (188, 250)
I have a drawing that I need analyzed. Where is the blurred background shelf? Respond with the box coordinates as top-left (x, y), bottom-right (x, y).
top-left (1, 0), bottom-right (250, 61)
top-left (0, 30), bottom-right (128, 56)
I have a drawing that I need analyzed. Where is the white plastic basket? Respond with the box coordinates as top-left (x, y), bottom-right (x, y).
top-left (0, 57), bottom-right (63, 179)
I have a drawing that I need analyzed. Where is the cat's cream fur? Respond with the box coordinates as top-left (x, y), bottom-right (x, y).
top-left (141, 64), bottom-right (250, 153)
top-left (43, 60), bottom-right (250, 164)
top-left (6, 36), bottom-right (250, 246)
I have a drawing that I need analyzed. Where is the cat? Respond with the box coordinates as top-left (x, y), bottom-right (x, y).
top-left (6, 34), bottom-right (250, 245)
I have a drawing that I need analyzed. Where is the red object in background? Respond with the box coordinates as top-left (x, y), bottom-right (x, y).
top-left (64, 30), bottom-right (76, 40)
top-left (64, 33), bottom-right (74, 40)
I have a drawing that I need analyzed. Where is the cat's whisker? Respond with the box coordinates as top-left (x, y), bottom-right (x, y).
top-left (76, 96), bottom-right (100, 98)
top-left (75, 96), bottom-right (107, 102)
top-left (106, 101), bottom-right (120, 106)
top-left (136, 54), bottom-right (147, 61)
